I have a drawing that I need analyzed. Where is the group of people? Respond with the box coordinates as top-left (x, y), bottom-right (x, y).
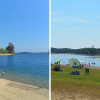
top-left (92, 62), bottom-right (95, 65)
top-left (78, 64), bottom-right (84, 69)
top-left (85, 63), bottom-right (91, 67)
top-left (78, 63), bottom-right (91, 68)
top-left (82, 62), bottom-right (95, 67)
top-left (54, 64), bottom-right (60, 71)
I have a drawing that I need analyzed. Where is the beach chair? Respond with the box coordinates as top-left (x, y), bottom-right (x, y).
top-left (85, 68), bottom-right (89, 75)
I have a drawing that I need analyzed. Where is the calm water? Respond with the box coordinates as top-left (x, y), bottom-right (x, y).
top-left (0, 53), bottom-right (49, 89)
top-left (51, 54), bottom-right (100, 67)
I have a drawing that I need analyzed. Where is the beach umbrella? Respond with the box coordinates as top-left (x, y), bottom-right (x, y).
top-left (54, 59), bottom-right (61, 64)
top-left (69, 58), bottom-right (80, 72)
top-left (69, 58), bottom-right (75, 65)
top-left (69, 58), bottom-right (80, 66)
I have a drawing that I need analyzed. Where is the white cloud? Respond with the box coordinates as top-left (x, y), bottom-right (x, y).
top-left (51, 11), bottom-right (100, 25)
top-left (51, 10), bottom-right (63, 16)
top-left (81, 15), bottom-right (100, 18)
top-left (61, 15), bottom-right (90, 23)
top-left (52, 33), bottom-right (83, 36)
top-left (51, 17), bottom-right (64, 22)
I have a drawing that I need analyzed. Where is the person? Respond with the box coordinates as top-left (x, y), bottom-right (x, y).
top-left (87, 63), bottom-right (89, 67)
top-left (82, 64), bottom-right (84, 68)
top-left (58, 65), bottom-right (60, 69)
top-left (79, 64), bottom-right (81, 69)
top-left (54, 64), bottom-right (57, 70)
top-left (76, 71), bottom-right (80, 75)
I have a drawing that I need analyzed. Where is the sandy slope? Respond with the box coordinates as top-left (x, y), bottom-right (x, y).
top-left (0, 78), bottom-right (49, 100)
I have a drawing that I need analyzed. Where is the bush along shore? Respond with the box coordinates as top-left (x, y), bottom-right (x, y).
top-left (0, 42), bottom-right (15, 55)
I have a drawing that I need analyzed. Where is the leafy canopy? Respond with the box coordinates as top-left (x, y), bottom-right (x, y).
top-left (6, 42), bottom-right (15, 54)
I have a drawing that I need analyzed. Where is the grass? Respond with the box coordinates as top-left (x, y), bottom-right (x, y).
top-left (0, 53), bottom-right (9, 54)
top-left (51, 65), bottom-right (100, 98)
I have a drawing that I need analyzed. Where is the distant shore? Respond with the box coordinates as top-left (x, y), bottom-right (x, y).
top-left (85, 57), bottom-right (100, 58)
top-left (0, 54), bottom-right (15, 56)
top-left (0, 78), bottom-right (49, 100)
top-left (51, 53), bottom-right (100, 55)
top-left (51, 53), bottom-right (72, 54)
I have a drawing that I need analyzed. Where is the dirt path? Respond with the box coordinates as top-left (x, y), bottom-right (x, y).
top-left (51, 91), bottom-right (100, 100)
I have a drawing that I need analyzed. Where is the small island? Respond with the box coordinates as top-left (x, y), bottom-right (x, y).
top-left (0, 42), bottom-right (15, 56)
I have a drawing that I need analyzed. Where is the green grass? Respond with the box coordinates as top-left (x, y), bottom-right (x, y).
top-left (51, 65), bottom-right (100, 98)
top-left (0, 53), bottom-right (9, 54)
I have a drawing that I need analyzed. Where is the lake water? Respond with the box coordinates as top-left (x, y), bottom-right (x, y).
top-left (0, 53), bottom-right (49, 89)
top-left (51, 54), bottom-right (100, 67)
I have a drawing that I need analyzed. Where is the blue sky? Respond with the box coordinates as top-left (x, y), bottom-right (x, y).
top-left (0, 0), bottom-right (49, 52)
top-left (51, 0), bottom-right (100, 49)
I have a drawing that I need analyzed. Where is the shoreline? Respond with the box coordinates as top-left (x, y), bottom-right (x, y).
top-left (59, 64), bottom-right (100, 70)
top-left (51, 53), bottom-right (72, 54)
top-left (2, 77), bottom-right (48, 90)
top-left (51, 53), bottom-right (100, 56)
top-left (85, 57), bottom-right (100, 58)
top-left (0, 54), bottom-right (15, 56)
top-left (60, 64), bottom-right (100, 66)
top-left (0, 78), bottom-right (49, 100)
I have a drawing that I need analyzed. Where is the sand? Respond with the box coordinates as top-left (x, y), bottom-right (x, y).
top-left (0, 54), bottom-right (15, 56)
top-left (0, 78), bottom-right (49, 100)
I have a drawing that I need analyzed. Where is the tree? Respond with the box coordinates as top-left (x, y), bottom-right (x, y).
top-left (6, 42), bottom-right (15, 54)
top-left (0, 48), bottom-right (4, 53)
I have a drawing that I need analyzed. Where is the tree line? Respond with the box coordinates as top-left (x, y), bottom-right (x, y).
top-left (51, 47), bottom-right (100, 55)
top-left (0, 43), bottom-right (15, 54)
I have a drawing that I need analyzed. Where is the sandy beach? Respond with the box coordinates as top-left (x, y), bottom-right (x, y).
top-left (0, 78), bottom-right (49, 100)
top-left (0, 54), bottom-right (15, 56)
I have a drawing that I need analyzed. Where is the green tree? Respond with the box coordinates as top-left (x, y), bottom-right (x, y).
top-left (6, 42), bottom-right (15, 54)
top-left (0, 48), bottom-right (4, 53)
